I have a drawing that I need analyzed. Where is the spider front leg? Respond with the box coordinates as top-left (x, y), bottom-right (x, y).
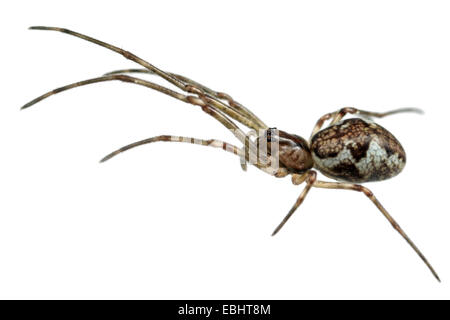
top-left (21, 75), bottom-right (188, 110)
top-left (20, 72), bottom-right (272, 172)
top-left (309, 107), bottom-right (423, 142)
top-left (29, 26), bottom-right (187, 91)
top-left (103, 68), bottom-right (268, 130)
top-left (29, 27), bottom-right (265, 131)
top-left (313, 180), bottom-right (440, 282)
top-left (100, 135), bottom-right (242, 162)
top-left (20, 74), bottom-right (250, 147)
top-left (20, 74), bottom-right (251, 133)
top-left (100, 133), bottom-right (288, 178)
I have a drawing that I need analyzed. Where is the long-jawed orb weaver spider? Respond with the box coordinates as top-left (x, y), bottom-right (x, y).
top-left (22, 26), bottom-right (439, 282)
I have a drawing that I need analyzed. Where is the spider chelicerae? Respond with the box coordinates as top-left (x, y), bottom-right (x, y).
top-left (22, 26), bottom-right (439, 282)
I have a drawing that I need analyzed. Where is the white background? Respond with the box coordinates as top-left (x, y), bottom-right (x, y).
top-left (1, 0), bottom-right (449, 299)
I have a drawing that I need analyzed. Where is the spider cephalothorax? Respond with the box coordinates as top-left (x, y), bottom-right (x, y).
top-left (22, 26), bottom-right (439, 281)
top-left (265, 129), bottom-right (313, 174)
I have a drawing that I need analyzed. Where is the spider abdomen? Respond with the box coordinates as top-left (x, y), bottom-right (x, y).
top-left (310, 118), bottom-right (406, 182)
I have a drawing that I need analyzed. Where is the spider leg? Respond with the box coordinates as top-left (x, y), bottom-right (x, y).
top-left (100, 135), bottom-right (242, 162)
top-left (20, 73), bottom-right (278, 172)
top-left (29, 26), bottom-right (264, 131)
top-left (271, 170), bottom-right (317, 236)
top-left (104, 69), bottom-right (150, 76)
top-left (313, 180), bottom-right (440, 282)
top-left (329, 107), bottom-right (423, 126)
top-left (100, 130), bottom-right (284, 176)
top-left (309, 107), bottom-right (423, 142)
top-left (29, 26), bottom-right (186, 91)
top-left (21, 74), bottom-right (247, 140)
top-left (21, 75), bottom-right (188, 110)
top-left (103, 68), bottom-right (268, 130)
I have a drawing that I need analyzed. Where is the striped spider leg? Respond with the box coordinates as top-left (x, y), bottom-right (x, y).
top-left (21, 27), bottom-right (268, 169)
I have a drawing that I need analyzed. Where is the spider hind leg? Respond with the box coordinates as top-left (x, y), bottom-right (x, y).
top-left (313, 180), bottom-right (440, 282)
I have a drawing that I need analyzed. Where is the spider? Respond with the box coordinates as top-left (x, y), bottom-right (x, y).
top-left (22, 26), bottom-right (439, 282)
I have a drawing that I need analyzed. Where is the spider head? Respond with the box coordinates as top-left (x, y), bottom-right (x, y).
top-left (261, 128), bottom-right (314, 173)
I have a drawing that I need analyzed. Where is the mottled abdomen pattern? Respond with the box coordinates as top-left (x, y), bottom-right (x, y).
top-left (310, 118), bottom-right (406, 182)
